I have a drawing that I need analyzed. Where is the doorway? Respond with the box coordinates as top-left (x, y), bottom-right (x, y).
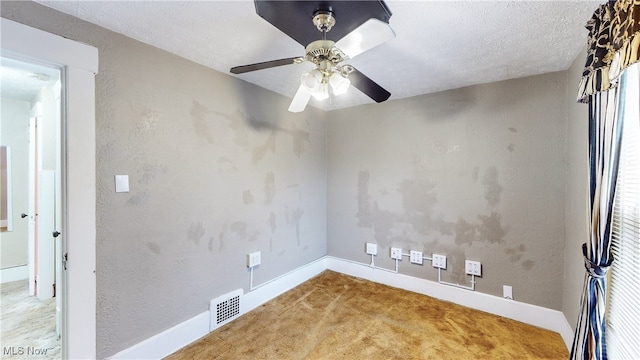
top-left (1, 17), bottom-right (98, 359)
top-left (1, 56), bottom-right (62, 357)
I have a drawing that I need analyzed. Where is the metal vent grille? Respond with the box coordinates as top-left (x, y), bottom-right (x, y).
top-left (209, 289), bottom-right (243, 331)
top-left (216, 295), bottom-right (240, 324)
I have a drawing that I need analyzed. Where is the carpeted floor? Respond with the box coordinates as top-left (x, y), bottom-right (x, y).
top-left (167, 271), bottom-right (568, 359)
top-left (0, 280), bottom-right (60, 359)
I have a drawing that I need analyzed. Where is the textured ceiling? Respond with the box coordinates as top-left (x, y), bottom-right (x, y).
top-left (35, 0), bottom-right (601, 111)
top-left (1, 57), bottom-right (60, 103)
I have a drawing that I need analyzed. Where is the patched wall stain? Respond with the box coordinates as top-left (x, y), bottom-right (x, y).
top-left (507, 143), bottom-right (516, 152)
top-left (522, 259), bottom-right (535, 270)
top-left (355, 170), bottom-right (512, 248)
top-left (217, 157), bottom-right (237, 172)
top-left (506, 244), bottom-right (528, 264)
top-left (291, 208), bottom-right (304, 245)
top-left (477, 212), bottom-right (509, 244)
top-left (482, 167), bottom-right (503, 207)
top-left (454, 217), bottom-right (477, 246)
top-left (508, 127), bottom-right (518, 133)
top-left (228, 109), bottom-right (250, 148)
top-left (130, 105), bottom-right (159, 138)
top-left (230, 221), bottom-right (247, 238)
top-left (242, 190), bottom-right (254, 204)
top-left (248, 231), bottom-right (259, 242)
top-left (269, 212), bottom-right (277, 233)
top-left (208, 237), bottom-right (214, 252)
top-left (288, 125), bottom-right (310, 158)
top-left (264, 172), bottom-right (276, 204)
top-left (138, 164), bottom-right (168, 186)
top-left (397, 178), bottom-right (438, 235)
top-left (252, 132), bottom-right (276, 163)
top-left (127, 191), bottom-right (149, 206)
top-left (190, 101), bottom-right (215, 144)
top-left (145, 242), bottom-right (161, 254)
top-left (187, 222), bottom-right (205, 244)
top-left (369, 202), bottom-right (396, 244)
top-left (219, 232), bottom-right (226, 251)
top-left (357, 171), bottom-right (373, 227)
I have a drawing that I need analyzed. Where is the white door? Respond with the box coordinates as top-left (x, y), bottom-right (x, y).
top-left (36, 170), bottom-right (55, 300)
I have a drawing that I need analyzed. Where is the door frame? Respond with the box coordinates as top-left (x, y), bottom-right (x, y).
top-left (1, 18), bottom-right (98, 359)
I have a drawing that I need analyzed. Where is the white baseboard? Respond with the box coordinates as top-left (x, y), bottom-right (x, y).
top-left (243, 257), bottom-right (326, 313)
top-left (325, 256), bottom-right (574, 349)
top-left (108, 255), bottom-right (574, 359)
top-left (107, 257), bottom-right (326, 360)
top-left (108, 312), bottom-right (210, 360)
top-left (0, 265), bottom-right (28, 284)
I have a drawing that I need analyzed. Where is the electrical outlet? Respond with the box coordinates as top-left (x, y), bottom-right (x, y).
top-left (465, 260), bottom-right (482, 276)
top-left (390, 247), bottom-right (403, 260)
top-left (247, 251), bottom-right (261, 268)
top-left (366, 243), bottom-right (378, 255)
top-left (432, 254), bottom-right (447, 269)
top-left (503, 285), bottom-right (513, 300)
top-left (410, 250), bottom-right (423, 265)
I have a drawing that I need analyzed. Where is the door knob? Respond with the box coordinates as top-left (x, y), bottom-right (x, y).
top-left (21, 213), bottom-right (28, 218)
top-left (52, 231), bottom-right (61, 238)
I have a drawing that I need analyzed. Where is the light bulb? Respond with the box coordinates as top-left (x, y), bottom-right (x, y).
top-left (311, 83), bottom-right (329, 100)
top-left (330, 72), bottom-right (351, 95)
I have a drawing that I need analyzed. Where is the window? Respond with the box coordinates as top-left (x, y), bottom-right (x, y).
top-left (607, 63), bottom-right (640, 359)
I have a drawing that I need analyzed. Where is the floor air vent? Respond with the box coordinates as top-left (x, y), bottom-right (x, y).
top-left (209, 289), bottom-right (243, 331)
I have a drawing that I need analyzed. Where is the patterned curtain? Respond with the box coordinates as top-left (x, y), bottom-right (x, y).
top-left (571, 1), bottom-right (639, 359)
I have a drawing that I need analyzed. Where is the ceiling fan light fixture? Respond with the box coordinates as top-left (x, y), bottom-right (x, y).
top-left (311, 82), bottom-right (329, 100)
top-left (301, 69), bottom-right (323, 92)
top-left (329, 72), bottom-right (350, 95)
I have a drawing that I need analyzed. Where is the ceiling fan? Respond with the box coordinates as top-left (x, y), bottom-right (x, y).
top-left (230, 1), bottom-right (395, 112)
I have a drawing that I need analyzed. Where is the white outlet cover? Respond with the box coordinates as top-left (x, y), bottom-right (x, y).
top-left (410, 250), bottom-right (423, 265)
top-left (465, 260), bottom-right (482, 276)
top-left (366, 243), bottom-right (378, 255)
top-left (503, 285), bottom-right (513, 300)
top-left (432, 254), bottom-right (447, 269)
top-left (390, 247), bottom-right (402, 260)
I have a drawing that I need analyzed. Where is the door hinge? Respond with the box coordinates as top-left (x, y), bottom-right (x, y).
top-left (63, 253), bottom-right (68, 270)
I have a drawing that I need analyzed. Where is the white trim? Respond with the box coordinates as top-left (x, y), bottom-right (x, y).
top-left (324, 256), bottom-right (573, 349)
top-left (108, 312), bottom-right (210, 360)
top-left (558, 316), bottom-right (575, 350)
top-left (108, 256), bottom-right (574, 358)
top-left (0, 265), bottom-right (28, 283)
top-left (243, 257), bottom-right (326, 312)
top-left (1, 18), bottom-right (98, 360)
top-left (107, 258), bottom-right (326, 359)
top-left (0, 18), bottom-right (98, 73)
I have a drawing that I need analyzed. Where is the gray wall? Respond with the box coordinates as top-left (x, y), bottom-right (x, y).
top-left (0, 98), bottom-right (30, 268)
top-left (3, 1), bottom-right (592, 357)
top-left (327, 72), bottom-right (568, 310)
top-left (562, 47), bottom-right (589, 330)
top-left (2, 2), bottom-right (327, 358)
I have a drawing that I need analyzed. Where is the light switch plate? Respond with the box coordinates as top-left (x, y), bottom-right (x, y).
top-left (115, 175), bottom-right (129, 193)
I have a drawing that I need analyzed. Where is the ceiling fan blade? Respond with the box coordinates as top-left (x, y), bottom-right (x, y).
top-left (230, 57), bottom-right (302, 74)
top-left (348, 67), bottom-right (391, 103)
top-left (288, 85), bottom-right (312, 112)
top-left (335, 19), bottom-right (396, 59)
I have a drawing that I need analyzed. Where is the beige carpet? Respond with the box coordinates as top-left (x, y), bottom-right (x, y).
top-left (0, 280), bottom-right (60, 359)
top-left (167, 271), bottom-right (568, 359)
